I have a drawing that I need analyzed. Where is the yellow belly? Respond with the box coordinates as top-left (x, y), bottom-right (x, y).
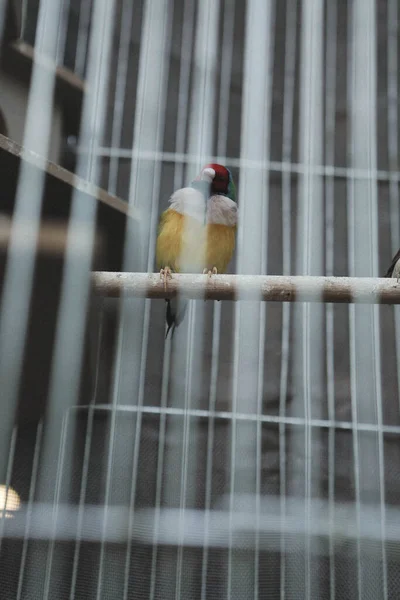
top-left (156, 209), bottom-right (206, 272)
top-left (205, 223), bottom-right (236, 273)
top-left (156, 209), bottom-right (236, 274)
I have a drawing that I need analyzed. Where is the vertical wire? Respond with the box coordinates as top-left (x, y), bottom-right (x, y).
top-left (373, 6), bottom-right (388, 595)
top-left (374, 274), bottom-right (388, 600)
top-left (43, 0), bottom-right (115, 438)
top-left (68, 405), bottom-right (94, 598)
top-left (79, 0), bottom-right (174, 594)
top-left (387, 0), bottom-right (400, 255)
top-left (173, 0), bottom-right (196, 190)
top-left (172, 4), bottom-right (221, 595)
top-left (20, 0), bottom-right (28, 39)
top-left (386, 7), bottom-right (400, 584)
top-left (74, 0), bottom-right (93, 77)
top-left (0, 427), bottom-right (17, 545)
top-left (254, 276), bottom-right (267, 600)
top-left (200, 304), bottom-right (221, 600)
top-left (387, 0), bottom-right (400, 413)
top-left (149, 351), bottom-right (171, 600)
top-left (95, 318), bottom-right (124, 600)
top-left (120, 4), bottom-right (219, 597)
top-left (54, 0), bottom-right (70, 66)
top-left (107, 0), bottom-right (136, 195)
top-left (185, 0), bottom-right (221, 179)
top-left (125, 0), bottom-right (173, 302)
top-left (324, 0), bottom-right (338, 598)
top-left (148, 337), bottom-right (171, 600)
top-left (121, 304), bottom-right (153, 600)
top-left (348, 1), bottom-right (386, 598)
top-left (0, 0), bottom-right (62, 487)
top-left (228, 280), bottom-right (240, 600)
top-left (135, 0), bottom-right (174, 560)
top-left (69, 303), bottom-right (104, 599)
top-left (347, 4), bottom-right (362, 591)
top-left (175, 302), bottom-right (197, 600)
top-left (255, 6), bottom-right (275, 597)
top-left (141, 1), bottom-right (197, 596)
top-left (122, 335), bottom-right (150, 600)
top-left (228, 1), bottom-right (273, 598)
top-left (143, 0), bottom-right (195, 596)
top-left (104, 0), bottom-right (174, 580)
top-left (19, 1), bottom-right (117, 597)
top-left (215, 0), bottom-right (236, 160)
top-left (120, 1), bottom-right (173, 596)
top-left (15, 422), bottom-right (43, 600)
top-left (279, 1), bottom-right (298, 597)
top-left (348, 305), bottom-right (362, 600)
top-left (291, 2), bottom-right (324, 598)
top-left (200, 3), bottom-right (236, 596)
top-left (42, 411), bottom-right (70, 599)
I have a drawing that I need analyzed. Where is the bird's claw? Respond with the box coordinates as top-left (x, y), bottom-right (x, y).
top-left (160, 266), bottom-right (172, 291)
top-left (203, 267), bottom-right (218, 302)
top-left (203, 267), bottom-right (218, 278)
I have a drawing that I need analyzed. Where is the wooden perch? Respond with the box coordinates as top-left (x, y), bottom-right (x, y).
top-left (91, 272), bottom-right (400, 304)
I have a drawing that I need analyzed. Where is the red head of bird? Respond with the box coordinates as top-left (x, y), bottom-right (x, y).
top-left (193, 163), bottom-right (236, 201)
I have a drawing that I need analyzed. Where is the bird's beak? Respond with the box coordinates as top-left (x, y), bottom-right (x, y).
top-left (200, 167), bottom-right (215, 182)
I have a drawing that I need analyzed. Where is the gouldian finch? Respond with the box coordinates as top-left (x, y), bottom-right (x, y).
top-left (156, 163), bottom-right (237, 337)
top-left (385, 248), bottom-right (400, 281)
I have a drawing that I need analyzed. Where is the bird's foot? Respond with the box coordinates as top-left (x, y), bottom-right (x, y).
top-left (203, 267), bottom-right (218, 302)
top-left (203, 266), bottom-right (218, 278)
top-left (160, 266), bottom-right (172, 291)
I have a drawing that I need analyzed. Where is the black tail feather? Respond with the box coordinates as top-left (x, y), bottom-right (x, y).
top-left (385, 248), bottom-right (400, 277)
top-left (165, 299), bottom-right (175, 339)
top-left (165, 298), bottom-right (188, 339)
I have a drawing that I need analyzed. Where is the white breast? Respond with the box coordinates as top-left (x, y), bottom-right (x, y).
top-left (206, 195), bottom-right (238, 227)
top-left (168, 187), bottom-right (206, 222)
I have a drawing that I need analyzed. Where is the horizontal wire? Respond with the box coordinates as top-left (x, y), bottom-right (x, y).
top-left (3, 496), bottom-right (400, 546)
top-left (76, 146), bottom-right (400, 182)
top-left (133, 499), bottom-right (400, 548)
top-left (71, 404), bottom-right (400, 435)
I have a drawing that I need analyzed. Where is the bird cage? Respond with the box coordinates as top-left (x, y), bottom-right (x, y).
top-left (0, 0), bottom-right (400, 599)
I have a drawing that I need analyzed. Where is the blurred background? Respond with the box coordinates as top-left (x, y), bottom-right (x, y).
top-left (0, 0), bottom-right (400, 598)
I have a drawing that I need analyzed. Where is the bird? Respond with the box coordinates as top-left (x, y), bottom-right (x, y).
top-left (156, 163), bottom-right (237, 337)
top-left (385, 248), bottom-right (400, 281)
